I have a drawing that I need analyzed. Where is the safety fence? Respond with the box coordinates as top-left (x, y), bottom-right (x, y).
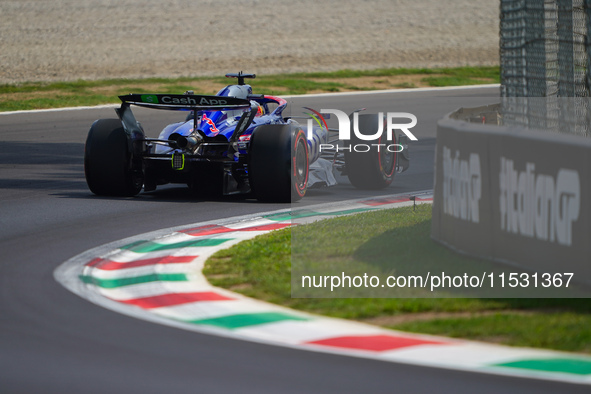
top-left (500, 0), bottom-right (591, 136)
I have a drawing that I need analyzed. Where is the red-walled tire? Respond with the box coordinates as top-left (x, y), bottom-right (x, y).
top-left (248, 124), bottom-right (309, 202)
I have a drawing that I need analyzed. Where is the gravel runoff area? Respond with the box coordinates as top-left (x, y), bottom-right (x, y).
top-left (0, 0), bottom-right (499, 84)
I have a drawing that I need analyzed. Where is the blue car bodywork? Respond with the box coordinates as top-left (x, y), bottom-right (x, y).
top-left (86, 73), bottom-right (315, 201)
top-left (84, 73), bottom-right (409, 202)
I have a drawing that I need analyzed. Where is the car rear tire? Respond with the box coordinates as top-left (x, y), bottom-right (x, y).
top-left (248, 124), bottom-right (309, 202)
top-left (344, 114), bottom-right (396, 189)
top-left (84, 119), bottom-right (143, 196)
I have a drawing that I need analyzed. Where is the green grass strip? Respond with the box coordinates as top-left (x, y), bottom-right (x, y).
top-left (0, 66), bottom-right (500, 112)
top-left (205, 205), bottom-right (591, 353)
top-left (187, 312), bottom-right (308, 329)
top-left (263, 208), bottom-right (375, 222)
top-left (79, 273), bottom-right (188, 289)
top-left (120, 238), bottom-right (232, 253)
top-left (494, 358), bottom-right (591, 376)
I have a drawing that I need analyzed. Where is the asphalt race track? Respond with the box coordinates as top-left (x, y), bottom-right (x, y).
top-left (2, 86), bottom-right (588, 393)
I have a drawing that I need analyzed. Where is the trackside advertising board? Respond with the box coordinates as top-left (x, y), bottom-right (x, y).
top-left (433, 110), bottom-right (591, 295)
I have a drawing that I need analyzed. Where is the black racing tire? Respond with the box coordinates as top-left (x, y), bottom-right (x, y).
top-left (84, 119), bottom-right (143, 196)
top-left (344, 113), bottom-right (396, 189)
top-left (248, 124), bottom-right (309, 202)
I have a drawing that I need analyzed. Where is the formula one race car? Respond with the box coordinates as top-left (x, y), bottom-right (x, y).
top-left (84, 72), bottom-right (410, 202)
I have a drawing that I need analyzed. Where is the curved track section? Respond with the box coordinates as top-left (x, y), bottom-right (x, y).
top-left (55, 193), bottom-right (591, 385)
top-left (3, 87), bottom-right (589, 393)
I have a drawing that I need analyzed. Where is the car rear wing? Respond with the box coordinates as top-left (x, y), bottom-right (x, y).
top-left (115, 94), bottom-right (252, 144)
top-left (118, 94), bottom-right (251, 111)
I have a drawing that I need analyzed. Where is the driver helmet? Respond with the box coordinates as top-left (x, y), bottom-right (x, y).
top-left (223, 85), bottom-right (254, 120)
top-left (251, 101), bottom-right (265, 117)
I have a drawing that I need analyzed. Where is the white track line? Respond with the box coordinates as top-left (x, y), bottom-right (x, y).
top-left (0, 84), bottom-right (499, 115)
